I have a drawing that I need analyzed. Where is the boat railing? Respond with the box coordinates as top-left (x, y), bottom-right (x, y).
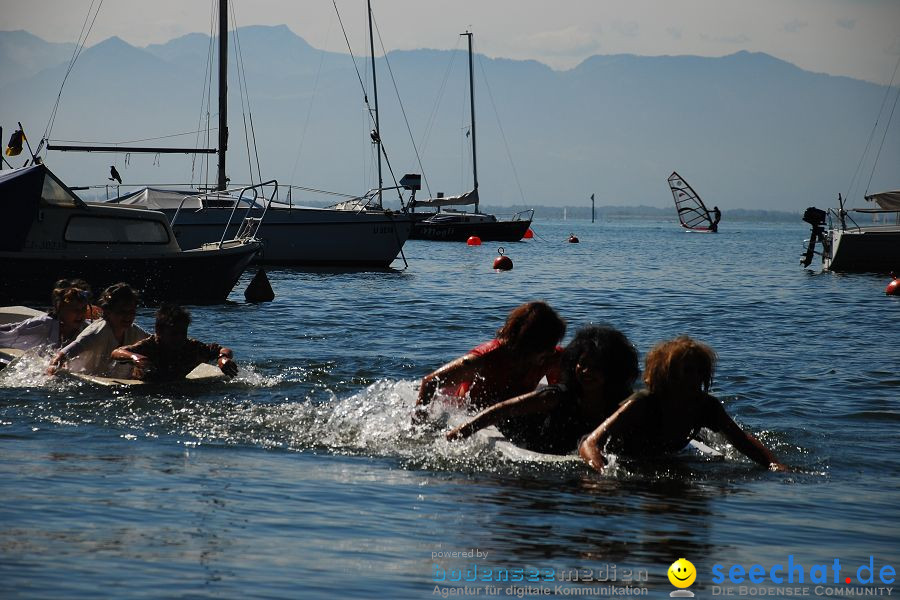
top-left (169, 180), bottom-right (279, 248)
top-left (846, 207), bottom-right (900, 227)
top-left (324, 185), bottom-right (411, 214)
top-left (511, 209), bottom-right (535, 222)
top-left (831, 206), bottom-right (900, 231)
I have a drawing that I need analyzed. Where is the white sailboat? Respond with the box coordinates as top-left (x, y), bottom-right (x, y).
top-left (52, 0), bottom-right (412, 268)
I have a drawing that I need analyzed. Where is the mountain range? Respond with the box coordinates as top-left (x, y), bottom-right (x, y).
top-left (1, 25), bottom-right (897, 212)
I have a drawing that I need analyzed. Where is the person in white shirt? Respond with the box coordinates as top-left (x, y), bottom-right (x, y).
top-left (49, 283), bottom-right (149, 378)
top-left (0, 284), bottom-right (89, 351)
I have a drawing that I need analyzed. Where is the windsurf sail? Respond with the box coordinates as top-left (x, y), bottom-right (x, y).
top-left (667, 171), bottom-right (717, 231)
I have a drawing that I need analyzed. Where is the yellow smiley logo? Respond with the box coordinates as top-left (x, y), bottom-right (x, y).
top-left (668, 558), bottom-right (697, 588)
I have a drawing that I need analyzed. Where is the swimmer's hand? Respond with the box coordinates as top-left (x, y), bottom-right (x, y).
top-left (445, 422), bottom-right (472, 442)
top-left (769, 462), bottom-right (790, 472)
top-left (47, 352), bottom-right (66, 375)
top-left (445, 427), bottom-right (462, 441)
top-left (578, 439), bottom-right (607, 472)
top-left (217, 355), bottom-right (238, 377)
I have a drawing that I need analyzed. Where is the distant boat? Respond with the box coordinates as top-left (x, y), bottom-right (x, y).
top-left (800, 60), bottom-right (900, 274)
top-left (667, 171), bottom-right (719, 232)
top-left (49, 0), bottom-right (412, 269)
top-left (801, 192), bottom-right (900, 273)
top-left (112, 187), bottom-right (411, 268)
top-left (409, 31), bottom-right (533, 242)
top-left (0, 164), bottom-right (259, 305)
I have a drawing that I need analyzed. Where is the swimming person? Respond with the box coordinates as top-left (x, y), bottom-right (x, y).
top-left (110, 304), bottom-right (238, 381)
top-left (62, 278), bottom-right (103, 321)
top-left (415, 301), bottom-right (566, 419)
top-left (445, 325), bottom-right (639, 454)
top-left (0, 284), bottom-right (88, 350)
top-left (578, 336), bottom-right (786, 471)
top-left (48, 283), bottom-right (149, 377)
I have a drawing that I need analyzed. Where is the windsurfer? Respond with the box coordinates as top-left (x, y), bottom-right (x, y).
top-left (711, 206), bottom-right (721, 231)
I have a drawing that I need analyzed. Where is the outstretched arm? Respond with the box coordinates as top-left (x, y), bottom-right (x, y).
top-left (445, 388), bottom-right (561, 441)
top-left (111, 344), bottom-right (155, 375)
top-left (417, 352), bottom-right (485, 408)
top-left (578, 395), bottom-right (642, 472)
top-left (707, 399), bottom-right (786, 471)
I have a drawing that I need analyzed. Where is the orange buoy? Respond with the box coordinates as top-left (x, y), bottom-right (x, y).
top-left (568, 233), bottom-right (579, 243)
top-left (523, 228), bottom-right (534, 239)
top-left (887, 275), bottom-right (900, 296)
top-left (467, 235), bottom-right (482, 246)
top-left (493, 247), bottom-right (513, 270)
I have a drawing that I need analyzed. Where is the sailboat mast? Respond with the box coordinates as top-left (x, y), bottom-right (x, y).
top-left (216, 0), bottom-right (228, 191)
top-left (463, 31), bottom-right (478, 212)
top-left (368, 0), bottom-right (382, 206)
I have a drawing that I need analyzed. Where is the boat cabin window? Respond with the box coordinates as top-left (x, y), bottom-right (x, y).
top-left (41, 172), bottom-right (81, 207)
top-left (64, 216), bottom-right (170, 244)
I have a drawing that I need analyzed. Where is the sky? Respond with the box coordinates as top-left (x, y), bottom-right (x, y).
top-left (4, 0), bottom-right (900, 84)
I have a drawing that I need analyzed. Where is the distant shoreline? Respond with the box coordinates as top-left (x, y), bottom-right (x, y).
top-left (479, 205), bottom-right (800, 223)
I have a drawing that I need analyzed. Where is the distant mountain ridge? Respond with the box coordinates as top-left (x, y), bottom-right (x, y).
top-left (0, 26), bottom-right (896, 212)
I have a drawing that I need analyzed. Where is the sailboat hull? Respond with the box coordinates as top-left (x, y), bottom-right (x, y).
top-left (410, 218), bottom-right (532, 242)
top-left (825, 226), bottom-right (900, 273)
top-left (157, 207), bottom-right (412, 267)
top-left (0, 242), bottom-right (259, 306)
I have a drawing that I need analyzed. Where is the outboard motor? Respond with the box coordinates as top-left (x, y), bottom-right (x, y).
top-left (801, 207), bottom-right (828, 267)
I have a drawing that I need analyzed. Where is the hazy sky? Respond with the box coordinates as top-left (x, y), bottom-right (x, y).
top-left (5, 0), bottom-right (900, 83)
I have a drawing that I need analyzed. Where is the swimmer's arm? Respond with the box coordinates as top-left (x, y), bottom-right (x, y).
top-left (578, 396), bottom-right (642, 472)
top-left (445, 388), bottom-right (561, 441)
top-left (110, 344), bottom-right (154, 370)
top-left (416, 352), bottom-right (485, 408)
top-left (706, 398), bottom-right (787, 471)
top-left (47, 326), bottom-right (95, 373)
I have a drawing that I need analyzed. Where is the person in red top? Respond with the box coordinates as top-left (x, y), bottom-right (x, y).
top-left (415, 301), bottom-right (565, 419)
top-left (111, 304), bottom-right (238, 382)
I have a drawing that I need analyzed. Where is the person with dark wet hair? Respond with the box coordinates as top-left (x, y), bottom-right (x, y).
top-left (446, 325), bottom-right (639, 454)
top-left (416, 301), bottom-right (566, 419)
top-left (578, 336), bottom-right (786, 471)
top-left (0, 284), bottom-right (88, 350)
top-left (49, 283), bottom-right (149, 377)
top-left (111, 304), bottom-right (237, 381)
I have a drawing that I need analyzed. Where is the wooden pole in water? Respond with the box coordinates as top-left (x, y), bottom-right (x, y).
top-left (591, 193), bottom-right (595, 223)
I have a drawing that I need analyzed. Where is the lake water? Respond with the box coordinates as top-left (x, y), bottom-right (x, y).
top-left (1, 218), bottom-right (898, 599)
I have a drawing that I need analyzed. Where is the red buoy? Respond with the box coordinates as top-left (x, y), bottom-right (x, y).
top-left (493, 247), bottom-right (513, 270)
top-left (887, 276), bottom-right (900, 296)
top-left (523, 229), bottom-right (534, 239)
top-left (568, 233), bottom-right (579, 243)
top-left (467, 235), bottom-right (482, 246)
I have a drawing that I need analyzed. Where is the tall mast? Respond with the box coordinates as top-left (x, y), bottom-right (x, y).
top-left (368, 0), bottom-right (382, 206)
top-left (462, 31), bottom-right (478, 212)
top-left (216, 0), bottom-right (228, 191)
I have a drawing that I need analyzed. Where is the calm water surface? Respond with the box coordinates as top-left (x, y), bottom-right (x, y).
top-left (1, 219), bottom-right (898, 599)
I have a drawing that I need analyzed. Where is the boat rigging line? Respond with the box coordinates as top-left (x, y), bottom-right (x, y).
top-left (845, 49), bottom-right (900, 203)
top-left (371, 11), bottom-right (433, 200)
top-left (230, 0), bottom-right (264, 189)
top-left (331, 0), bottom-right (410, 209)
top-left (37, 0), bottom-right (105, 161)
top-left (476, 49), bottom-right (527, 205)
